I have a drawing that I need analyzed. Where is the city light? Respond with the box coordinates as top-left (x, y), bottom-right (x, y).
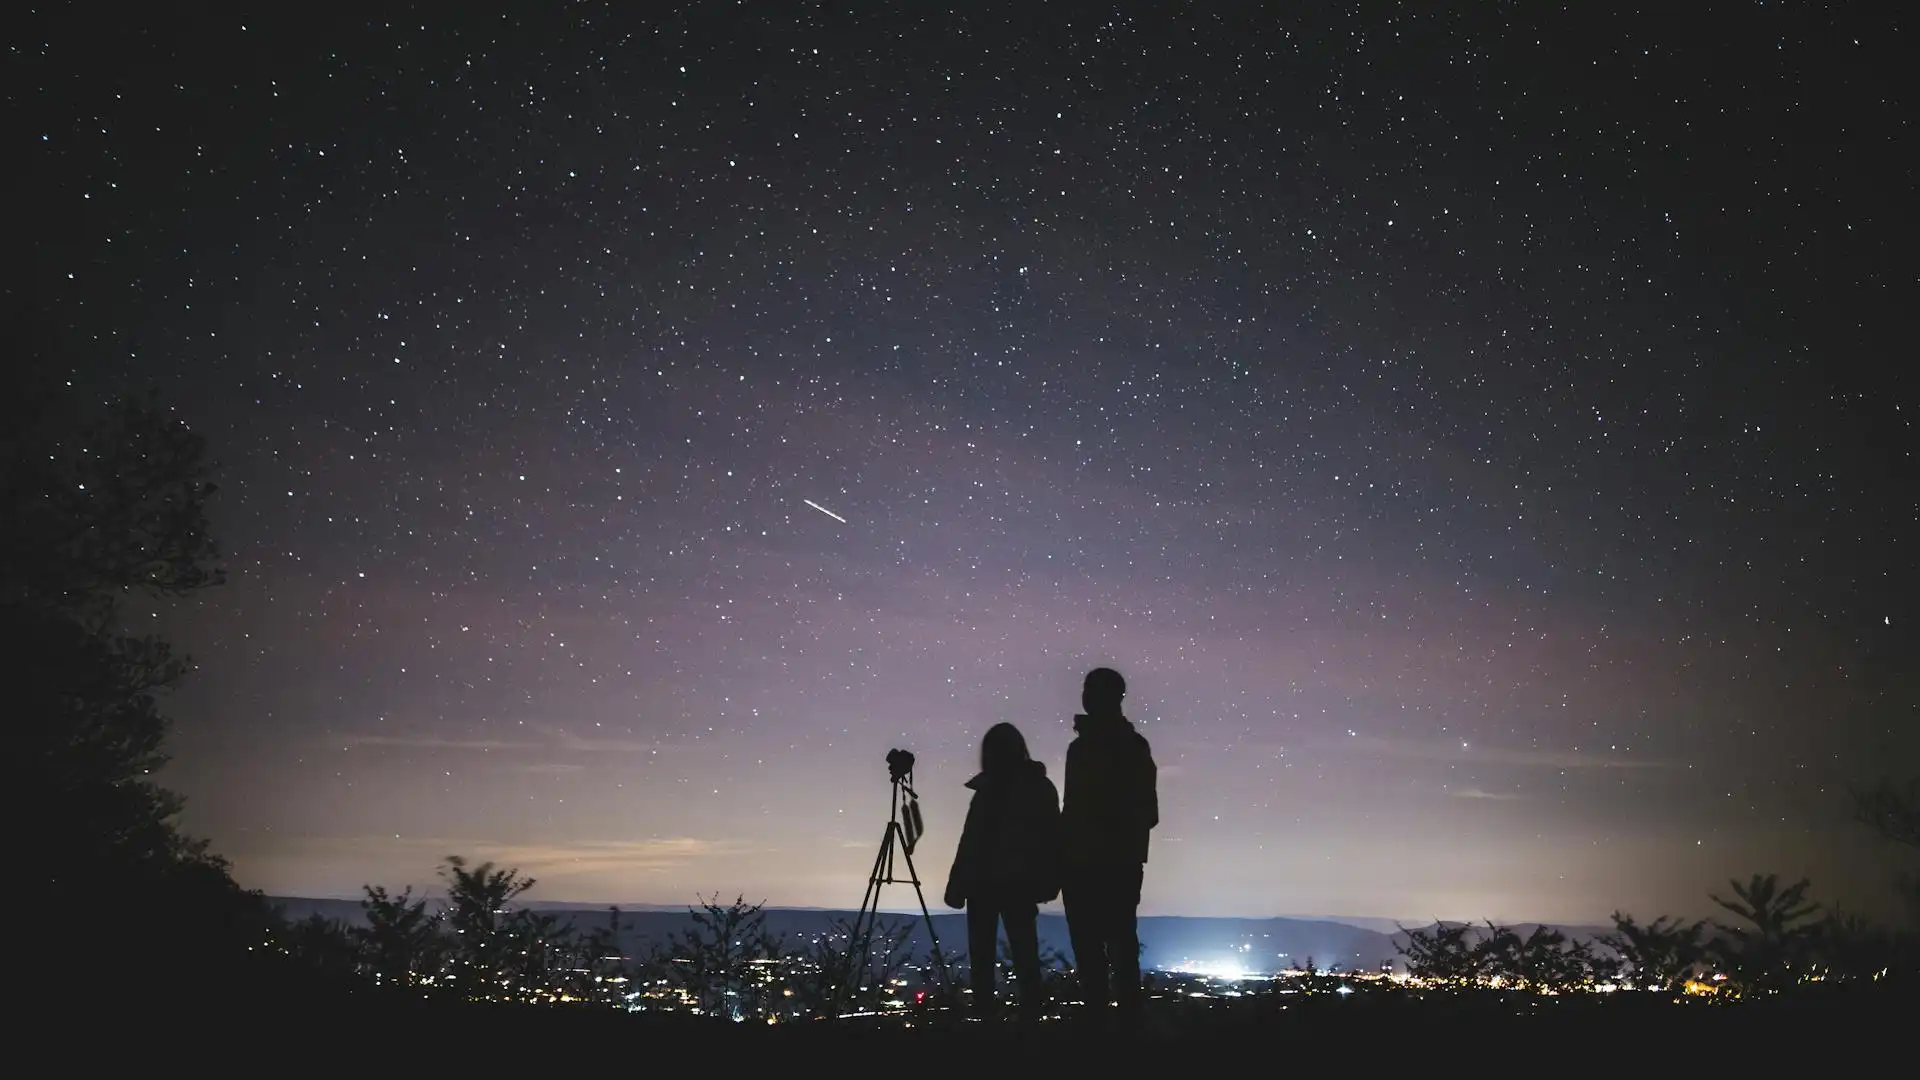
top-left (1169, 959), bottom-right (1253, 981)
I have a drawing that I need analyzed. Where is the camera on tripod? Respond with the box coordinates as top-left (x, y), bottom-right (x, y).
top-left (837, 746), bottom-right (951, 1008)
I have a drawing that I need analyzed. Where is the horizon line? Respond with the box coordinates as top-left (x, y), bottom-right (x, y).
top-left (266, 894), bottom-right (1616, 927)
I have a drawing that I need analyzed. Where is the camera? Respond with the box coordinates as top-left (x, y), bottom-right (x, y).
top-left (886, 748), bottom-right (915, 783)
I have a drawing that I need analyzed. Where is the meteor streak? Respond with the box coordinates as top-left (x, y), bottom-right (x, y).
top-left (803, 498), bottom-right (847, 524)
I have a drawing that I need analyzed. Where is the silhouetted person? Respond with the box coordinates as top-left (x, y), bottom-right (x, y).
top-left (944, 722), bottom-right (1061, 1022)
top-left (1061, 667), bottom-right (1158, 1024)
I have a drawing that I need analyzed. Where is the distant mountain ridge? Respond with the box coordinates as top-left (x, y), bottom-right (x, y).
top-left (269, 897), bottom-right (1610, 974)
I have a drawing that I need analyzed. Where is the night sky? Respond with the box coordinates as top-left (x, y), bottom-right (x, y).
top-left (18, 5), bottom-right (1914, 924)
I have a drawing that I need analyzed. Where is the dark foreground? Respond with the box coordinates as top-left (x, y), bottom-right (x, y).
top-left (120, 981), bottom-right (1911, 1068)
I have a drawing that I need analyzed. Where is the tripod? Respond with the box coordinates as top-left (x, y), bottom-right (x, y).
top-left (836, 766), bottom-right (951, 1014)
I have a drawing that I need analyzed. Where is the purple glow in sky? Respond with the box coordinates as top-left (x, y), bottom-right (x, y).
top-left (21, 5), bottom-right (1913, 924)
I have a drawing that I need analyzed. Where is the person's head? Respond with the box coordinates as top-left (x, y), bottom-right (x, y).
top-left (980, 722), bottom-right (1032, 774)
top-left (1082, 667), bottom-right (1126, 716)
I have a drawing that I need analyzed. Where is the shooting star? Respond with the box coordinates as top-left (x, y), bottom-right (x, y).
top-left (803, 498), bottom-right (848, 524)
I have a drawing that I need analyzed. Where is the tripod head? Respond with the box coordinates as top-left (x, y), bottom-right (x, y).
top-left (884, 748), bottom-right (925, 854)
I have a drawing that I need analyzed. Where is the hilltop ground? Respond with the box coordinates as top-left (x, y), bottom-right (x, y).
top-left (131, 984), bottom-right (1905, 1069)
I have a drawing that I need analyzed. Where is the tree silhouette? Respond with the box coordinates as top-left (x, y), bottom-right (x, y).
top-left (1813, 908), bottom-right (1893, 985)
top-left (1599, 912), bottom-right (1707, 991)
top-left (844, 915), bottom-right (916, 1013)
top-left (1476, 923), bottom-right (1595, 992)
top-left (1709, 873), bottom-right (1822, 993)
top-left (657, 895), bottom-right (784, 1020)
top-left (438, 855), bottom-right (539, 1000)
top-left (782, 915), bottom-right (912, 1018)
top-left (1036, 943), bottom-right (1075, 1000)
top-left (281, 912), bottom-right (362, 984)
top-left (357, 884), bottom-right (445, 992)
top-left (4, 381), bottom-right (259, 992)
top-left (1396, 922), bottom-right (1484, 988)
top-left (1, 390), bottom-right (226, 621)
top-left (499, 906), bottom-right (574, 1000)
top-left (1854, 777), bottom-right (1920, 850)
top-left (579, 905), bottom-right (637, 1007)
top-left (1291, 955), bottom-right (1350, 994)
top-left (317, 858), bottom-right (618, 1006)
top-left (1853, 777), bottom-right (1920, 926)
top-left (1292, 954), bottom-right (1316, 989)
top-left (784, 926), bottom-right (847, 1019)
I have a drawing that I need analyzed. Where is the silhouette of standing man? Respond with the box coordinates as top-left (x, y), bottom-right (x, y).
top-left (1061, 667), bottom-right (1157, 1024)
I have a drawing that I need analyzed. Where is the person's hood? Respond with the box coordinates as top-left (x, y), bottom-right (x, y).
top-left (966, 758), bottom-right (1049, 790)
top-left (1072, 712), bottom-right (1135, 737)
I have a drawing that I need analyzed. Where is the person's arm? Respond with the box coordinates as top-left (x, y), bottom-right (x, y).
top-left (945, 793), bottom-right (981, 909)
top-left (1035, 777), bottom-right (1063, 901)
top-left (1060, 739), bottom-right (1081, 830)
top-left (1139, 738), bottom-right (1160, 834)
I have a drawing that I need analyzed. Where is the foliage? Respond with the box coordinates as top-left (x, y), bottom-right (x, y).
top-left (3, 381), bottom-right (262, 988)
top-left (1397, 922), bottom-right (1598, 993)
top-left (281, 913), bottom-right (363, 979)
top-left (433, 855), bottom-right (598, 1002)
top-left (848, 916), bottom-right (917, 1012)
top-left (1853, 777), bottom-right (1920, 926)
top-left (579, 906), bottom-right (640, 1004)
top-left (991, 936), bottom-right (1074, 1005)
top-left (1290, 955), bottom-right (1361, 994)
top-left (656, 895), bottom-right (785, 1020)
top-left (850, 917), bottom-right (917, 1002)
top-left (357, 885), bottom-right (445, 991)
top-left (1395, 870), bottom-right (1909, 1001)
top-left (268, 856), bottom-right (633, 1007)
top-left (1, 389), bottom-right (226, 623)
top-left (1036, 942), bottom-right (1078, 999)
top-left (1396, 922), bottom-right (1486, 987)
top-left (1476, 923), bottom-right (1595, 991)
top-left (1854, 777), bottom-right (1920, 851)
top-left (1709, 873), bottom-right (1823, 993)
top-left (782, 924), bottom-right (847, 1017)
top-left (1599, 912), bottom-right (1707, 990)
top-left (1813, 909), bottom-right (1897, 984)
top-left (780, 915), bottom-right (914, 1018)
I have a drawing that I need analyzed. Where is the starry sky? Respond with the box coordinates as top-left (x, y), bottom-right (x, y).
top-left (18, 5), bottom-right (1915, 924)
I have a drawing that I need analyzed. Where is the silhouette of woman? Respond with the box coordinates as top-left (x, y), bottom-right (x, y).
top-left (944, 722), bottom-right (1061, 1021)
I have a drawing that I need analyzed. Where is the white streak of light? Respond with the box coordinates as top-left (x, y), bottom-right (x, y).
top-left (803, 498), bottom-right (848, 524)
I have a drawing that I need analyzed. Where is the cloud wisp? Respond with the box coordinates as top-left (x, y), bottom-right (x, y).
top-left (337, 728), bottom-right (693, 756)
top-left (467, 837), bottom-right (737, 877)
top-left (283, 834), bottom-right (740, 878)
top-left (340, 733), bottom-right (536, 752)
top-left (1334, 735), bottom-right (1674, 770)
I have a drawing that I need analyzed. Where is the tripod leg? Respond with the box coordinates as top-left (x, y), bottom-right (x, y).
top-left (836, 821), bottom-right (895, 1014)
top-left (896, 840), bottom-right (952, 994)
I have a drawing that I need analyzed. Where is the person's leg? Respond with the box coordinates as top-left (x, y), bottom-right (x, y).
top-left (1003, 900), bottom-right (1043, 1018)
top-left (966, 901), bottom-right (999, 1017)
top-left (1110, 863), bottom-right (1145, 1019)
top-left (1063, 882), bottom-right (1110, 1009)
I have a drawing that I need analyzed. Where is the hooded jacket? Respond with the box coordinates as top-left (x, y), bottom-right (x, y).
top-left (946, 759), bottom-right (1062, 905)
top-left (1061, 713), bottom-right (1158, 870)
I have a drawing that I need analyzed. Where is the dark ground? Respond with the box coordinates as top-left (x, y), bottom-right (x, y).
top-left (117, 978), bottom-right (1910, 1069)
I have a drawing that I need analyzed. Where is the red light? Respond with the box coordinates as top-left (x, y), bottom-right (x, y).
top-left (914, 991), bottom-right (926, 1004)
